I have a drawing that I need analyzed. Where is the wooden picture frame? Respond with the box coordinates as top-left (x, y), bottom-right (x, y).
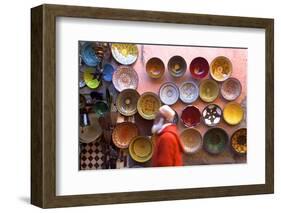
top-left (31, 4), bottom-right (274, 208)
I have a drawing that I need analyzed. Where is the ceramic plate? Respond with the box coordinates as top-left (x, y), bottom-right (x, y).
top-left (223, 102), bottom-right (244, 125)
top-left (199, 79), bottom-right (219, 102)
top-left (80, 42), bottom-right (100, 67)
top-left (129, 136), bottom-right (153, 163)
top-left (116, 89), bottom-right (140, 116)
top-left (111, 43), bottom-right (138, 65)
top-left (137, 92), bottom-right (161, 120)
top-left (203, 128), bottom-right (229, 154)
top-left (180, 128), bottom-right (203, 153)
top-left (181, 105), bottom-right (201, 127)
top-left (146, 57), bottom-right (165, 79)
top-left (83, 68), bottom-right (101, 89)
top-left (189, 57), bottom-right (209, 79)
top-left (159, 82), bottom-right (179, 105)
top-left (79, 113), bottom-right (102, 143)
top-left (221, 77), bottom-right (242, 101)
top-left (112, 122), bottom-right (139, 149)
top-left (210, 56), bottom-right (232, 81)
top-left (112, 66), bottom-right (139, 92)
top-left (92, 101), bottom-right (109, 117)
top-left (179, 81), bottom-right (199, 104)
top-left (202, 104), bottom-right (222, 126)
top-left (231, 128), bottom-right (247, 155)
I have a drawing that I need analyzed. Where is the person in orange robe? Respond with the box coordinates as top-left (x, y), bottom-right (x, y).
top-left (151, 105), bottom-right (187, 167)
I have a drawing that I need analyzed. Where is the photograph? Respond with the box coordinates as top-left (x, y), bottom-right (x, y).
top-left (78, 41), bottom-right (247, 170)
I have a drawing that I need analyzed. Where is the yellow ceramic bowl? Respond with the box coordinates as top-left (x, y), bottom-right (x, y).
top-left (210, 56), bottom-right (232, 82)
top-left (111, 43), bottom-right (138, 65)
top-left (199, 79), bottom-right (219, 102)
top-left (223, 102), bottom-right (244, 125)
top-left (129, 136), bottom-right (153, 163)
top-left (146, 57), bottom-right (165, 79)
top-left (137, 92), bottom-right (161, 120)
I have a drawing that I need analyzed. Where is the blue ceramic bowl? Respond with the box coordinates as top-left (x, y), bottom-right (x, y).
top-left (102, 64), bottom-right (115, 82)
top-left (80, 42), bottom-right (100, 67)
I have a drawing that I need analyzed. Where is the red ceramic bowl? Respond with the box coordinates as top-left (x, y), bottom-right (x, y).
top-left (189, 57), bottom-right (209, 79)
top-left (181, 105), bottom-right (201, 127)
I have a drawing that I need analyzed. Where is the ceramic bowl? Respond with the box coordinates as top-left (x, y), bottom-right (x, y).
top-left (111, 43), bottom-right (138, 65)
top-left (210, 56), bottom-right (232, 82)
top-left (112, 66), bottom-right (139, 92)
top-left (83, 68), bottom-right (101, 89)
top-left (146, 57), bottom-right (165, 79)
top-left (92, 101), bottom-right (109, 117)
top-left (231, 128), bottom-right (247, 155)
top-left (79, 113), bottom-right (102, 143)
top-left (112, 122), bottom-right (139, 149)
top-left (180, 128), bottom-right (203, 154)
top-left (102, 63), bottom-right (115, 82)
top-left (129, 136), bottom-right (153, 163)
top-left (159, 82), bottom-right (179, 105)
top-left (203, 128), bottom-right (229, 155)
top-left (202, 104), bottom-right (222, 127)
top-left (189, 57), bottom-right (209, 79)
top-left (179, 81), bottom-right (199, 104)
top-left (137, 92), bottom-right (161, 120)
top-left (223, 102), bottom-right (244, 125)
top-left (181, 105), bottom-right (201, 127)
top-left (168, 55), bottom-right (187, 77)
top-left (80, 42), bottom-right (101, 67)
top-left (221, 77), bottom-right (242, 101)
top-left (199, 79), bottom-right (219, 102)
top-left (116, 89), bottom-right (140, 116)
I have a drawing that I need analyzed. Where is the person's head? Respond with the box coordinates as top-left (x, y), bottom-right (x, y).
top-left (152, 105), bottom-right (175, 134)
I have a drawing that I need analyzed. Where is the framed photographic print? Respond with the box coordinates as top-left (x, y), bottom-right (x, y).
top-left (31, 4), bottom-right (274, 208)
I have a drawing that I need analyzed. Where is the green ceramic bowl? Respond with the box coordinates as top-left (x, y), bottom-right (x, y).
top-left (203, 128), bottom-right (228, 154)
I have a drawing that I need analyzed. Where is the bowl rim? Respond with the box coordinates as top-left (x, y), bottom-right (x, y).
top-left (189, 56), bottom-right (210, 79)
top-left (129, 136), bottom-right (153, 163)
top-left (180, 105), bottom-right (201, 127)
top-left (179, 80), bottom-right (199, 103)
top-left (110, 43), bottom-right (139, 65)
top-left (116, 89), bottom-right (140, 116)
top-left (137, 92), bottom-right (162, 120)
top-left (223, 101), bottom-right (244, 125)
top-left (202, 103), bottom-right (223, 127)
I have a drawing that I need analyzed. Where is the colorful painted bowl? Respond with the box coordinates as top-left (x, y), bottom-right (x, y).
top-left (181, 105), bottom-right (201, 127)
top-left (116, 89), bottom-right (140, 116)
top-left (112, 66), bottom-right (139, 92)
top-left (112, 122), bottom-right (139, 149)
top-left (79, 113), bottom-right (102, 143)
top-left (203, 128), bottom-right (228, 155)
top-left (231, 128), bottom-right (247, 155)
top-left (210, 56), bottom-right (232, 82)
top-left (111, 43), bottom-right (138, 65)
top-left (199, 79), bottom-right (219, 102)
top-left (159, 82), bottom-right (179, 105)
top-left (146, 57), bottom-right (165, 79)
top-left (223, 102), bottom-right (244, 125)
top-left (92, 101), bottom-right (109, 117)
top-left (129, 136), bottom-right (153, 163)
top-left (102, 63), bottom-right (115, 82)
top-left (137, 92), bottom-right (161, 120)
top-left (189, 57), bottom-right (209, 79)
top-left (168, 55), bottom-right (187, 77)
top-left (80, 42), bottom-right (100, 67)
top-left (179, 81), bottom-right (199, 104)
top-left (202, 104), bottom-right (222, 127)
top-left (180, 128), bottom-right (203, 153)
top-left (221, 77), bottom-right (242, 101)
top-left (83, 68), bottom-right (101, 89)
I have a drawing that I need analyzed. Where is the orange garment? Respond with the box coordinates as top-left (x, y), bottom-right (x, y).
top-left (152, 124), bottom-right (184, 167)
